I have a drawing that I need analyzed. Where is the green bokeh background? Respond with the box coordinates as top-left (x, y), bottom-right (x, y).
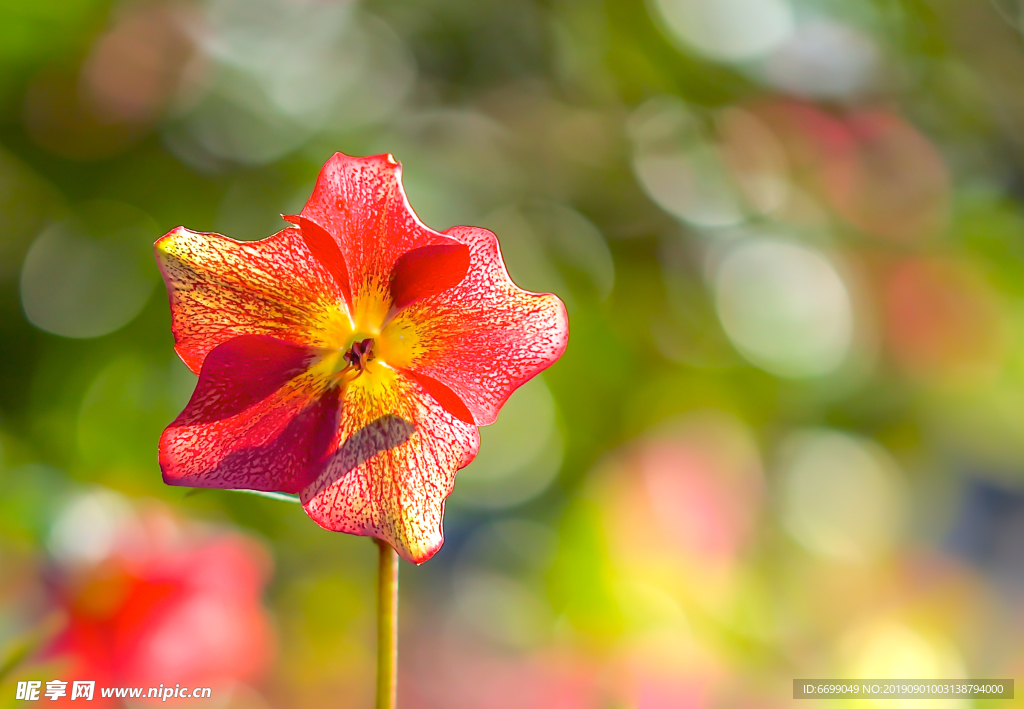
top-left (2, 0), bottom-right (1024, 707)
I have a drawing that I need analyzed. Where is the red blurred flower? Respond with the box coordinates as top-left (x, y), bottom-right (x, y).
top-left (750, 99), bottom-right (949, 241)
top-left (597, 413), bottom-right (763, 577)
top-left (884, 256), bottom-right (1005, 382)
top-left (825, 110), bottom-right (949, 242)
top-left (155, 153), bottom-right (568, 563)
top-left (45, 506), bottom-right (274, 706)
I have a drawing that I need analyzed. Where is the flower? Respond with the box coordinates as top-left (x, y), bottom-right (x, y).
top-left (155, 152), bottom-right (568, 563)
top-left (44, 499), bottom-right (274, 705)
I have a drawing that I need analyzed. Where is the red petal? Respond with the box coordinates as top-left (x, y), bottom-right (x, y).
top-left (389, 242), bottom-right (470, 312)
top-left (159, 335), bottom-right (340, 494)
top-left (300, 369), bottom-right (479, 564)
top-left (399, 368), bottom-right (475, 424)
top-left (284, 214), bottom-right (353, 309)
top-left (155, 227), bottom-right (343, 374)
top-left (299, 153), bottom-right (462, 297)
top-left (396, 226), bottom-right (569, 425)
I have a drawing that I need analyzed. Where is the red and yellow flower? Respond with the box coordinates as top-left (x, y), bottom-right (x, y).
top-left (155, 152), bottom-right (568, 563)
top-left (44, 504), bottom-right (274, 706)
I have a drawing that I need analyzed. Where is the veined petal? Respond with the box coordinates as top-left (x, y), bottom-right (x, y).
top-left (160, 336), bottom-right (341, 494)
top-left (155, 226), bottom-right (346, 374)
top-left (300, 366), bottom-right (480, 564)
top-left (284, 214), bottom-right (354, 311)
top-left (299, 153), bottom-right (463, 300)
top-left (395, 226), bottom-right (569, 426)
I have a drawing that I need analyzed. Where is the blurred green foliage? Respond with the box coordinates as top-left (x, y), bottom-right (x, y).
top-left (3, 0), bottom-right (1024, 706)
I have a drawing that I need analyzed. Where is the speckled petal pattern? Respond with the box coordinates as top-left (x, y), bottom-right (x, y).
top-left (298, 153), bottom-right (463, 296)
top-left (155, 227), bottom-right (343, 374)
top-left (301, 366), bottom-right (479, 564)
top-left (398, 225), bottom-right (569, 426)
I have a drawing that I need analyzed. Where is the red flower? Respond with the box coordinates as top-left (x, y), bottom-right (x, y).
top-left (45, 505), bottom-right (274, 706)
top-left (156, 153), bottom-right (568, 563)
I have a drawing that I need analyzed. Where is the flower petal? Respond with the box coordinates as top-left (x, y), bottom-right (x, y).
top-left (389, 242), bottom-right (470, 313)
top-left (398, 368), bottom-right (475, 425)
top-left (284, 214), bottom-right (354, 310)
top-left (299, 153), bottom-right (462, 295)
top-left (396, 226), bottom-right (569, 426)
top-left (300, 367), bottom-right (480, 564)
top-left (160, 335), bottom-right (340, 494)
top-left (155, 226), bottom-right (343, 374)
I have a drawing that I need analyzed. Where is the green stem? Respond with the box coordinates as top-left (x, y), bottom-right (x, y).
top-left (374, 538), bottom-right (399, 709)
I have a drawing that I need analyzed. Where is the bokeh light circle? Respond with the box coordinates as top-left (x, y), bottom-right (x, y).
top-left (760, 19), bottom-right (879, 100)
top-left (884, 256), bottom-right (1005, 384)
top-left (842, 619), bottom-right (969, 709)
top-left (451, 376), bottom-right (562, 508)
top-left (648, 0), bottom-right (795, 63)
top-left (48, 488), bottom-right (137, 566)
top-left (713, 238), bottom-right (853, 378)
top-left (634, 145), bottom-right (745, 228)
top-left (20, 201), bottom-right (158, 338)
top-left (716, 107), bottom-right (790, 216)
top-left (779, 429), bottom-right (905, 561)
top-left (629, 96), bottom-right (745, 228)
top-left (824, 111), bottom-right (950, 242)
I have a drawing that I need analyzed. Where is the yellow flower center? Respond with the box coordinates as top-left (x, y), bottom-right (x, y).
top-left (314, 277), bottom-right (422, 390)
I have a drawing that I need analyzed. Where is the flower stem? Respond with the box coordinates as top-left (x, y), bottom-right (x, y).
top-left (374, 538), bottom-right (399, 709)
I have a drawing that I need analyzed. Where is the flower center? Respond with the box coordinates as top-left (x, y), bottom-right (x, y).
top-left (343, 337), bottom-right (375, 374)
